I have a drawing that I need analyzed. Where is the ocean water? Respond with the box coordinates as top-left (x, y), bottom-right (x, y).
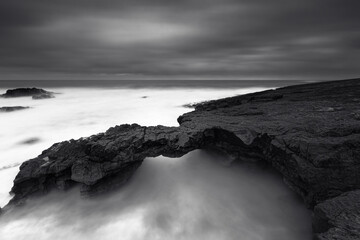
top-left (0, 80), bottom-right (311, 240)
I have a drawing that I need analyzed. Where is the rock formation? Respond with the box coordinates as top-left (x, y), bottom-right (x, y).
top-left (0, 106), bottom-right (30, 112)
top-left (1, 88), bottom-right (54, 99)
top-left (32, 93), bottom-right (54, 100)
top-left (4, 79), bottom-right (360, 239)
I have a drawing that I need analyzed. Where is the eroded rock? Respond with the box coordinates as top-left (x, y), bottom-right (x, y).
top-left (1, 88), bottom-right (54, 99)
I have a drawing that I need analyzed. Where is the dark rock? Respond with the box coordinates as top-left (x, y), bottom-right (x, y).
top-left (0, 163), bottom-right (21, 172)
top-left (179, 79), bottom-right (360, 208)
top-left (351, 111), bottom-right (360, 120)
top-left (7, 123), bottom-right (265, 205)
top-left (182, 103), bottom-right (197, 108)
top-left (20, 138), bottom-right (40, 145)
top-left (5, 78), bottom-right (360, 239)
top-left (1, 88), bottom-right (54, 99)
top-left (313, 190), bottom-right (360, 239)
top-left (0, 106), bottom-right (30, 112)
top-left (32, 93), bottom-right (54, 100)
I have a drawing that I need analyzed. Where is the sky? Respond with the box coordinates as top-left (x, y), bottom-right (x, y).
top-left (0, 0), bottom-right (359, 80)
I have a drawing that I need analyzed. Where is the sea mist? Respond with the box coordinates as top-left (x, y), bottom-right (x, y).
top-left (0, 150), bottom-right (311, 240)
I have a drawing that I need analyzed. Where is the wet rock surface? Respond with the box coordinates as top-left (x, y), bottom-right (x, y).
top-left (1, 88), bottom-right (54, 99)
top-left (5, 78), bottom-right (360, 239)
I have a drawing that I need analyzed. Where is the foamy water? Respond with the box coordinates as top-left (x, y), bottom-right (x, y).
top-left (0, 85), bottom-right (311, 239)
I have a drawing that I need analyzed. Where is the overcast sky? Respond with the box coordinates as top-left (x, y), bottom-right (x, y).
top-left (0, 0), bottom-right (359, 80)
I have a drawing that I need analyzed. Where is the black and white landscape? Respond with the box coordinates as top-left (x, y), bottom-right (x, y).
top-left (0, 0), bottom-right (359, 240)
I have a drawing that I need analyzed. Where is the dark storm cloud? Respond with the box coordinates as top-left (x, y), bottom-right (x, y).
top-left (0, 0), bottom-right (359, 80)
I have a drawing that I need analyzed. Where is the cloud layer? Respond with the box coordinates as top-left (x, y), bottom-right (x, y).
top-left (0, 0), bottom-right (359, 80)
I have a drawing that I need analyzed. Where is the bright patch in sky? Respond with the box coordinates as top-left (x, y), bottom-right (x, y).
top-left (95, 18), bottom-right (196, 45)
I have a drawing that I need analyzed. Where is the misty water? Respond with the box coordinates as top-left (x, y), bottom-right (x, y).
top-left (0, 83), bottom-right (311, 240)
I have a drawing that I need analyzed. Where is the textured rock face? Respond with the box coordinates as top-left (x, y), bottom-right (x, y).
top-left (313, 190), bottom-right (360, 240)
top-left (5, 79), bottom-right (360, 239)
top-left (1, 88), bottom-right (54, 99)
top-left (0, 106), bottom-right (29, 112)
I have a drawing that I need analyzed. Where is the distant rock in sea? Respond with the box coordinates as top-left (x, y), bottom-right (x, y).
top-left (32, 93), bottom-right (54, 100)
top-left (182, 103), bottom-right (198, 108)
top-left (19, 137), bottom-right (41, 145)
top-left (0, 106), bottom-right (30, 112)
top-left (3, 78), bottom-right (360, 239)
top-left (1, 88), bottom-right (55, 99)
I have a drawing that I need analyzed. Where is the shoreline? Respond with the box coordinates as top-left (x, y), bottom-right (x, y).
top-left (3, 78), bottom-right (360, 239)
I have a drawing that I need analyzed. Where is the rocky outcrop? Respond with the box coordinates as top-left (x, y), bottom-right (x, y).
top-left (0, 106), bottom-right (30, 112)
top-left (1, 88), bottom-right (54, 99)
top-left (4, 78), bottom-right (360, 239)
top-left (179, 79), bottom-right (360, 207)
top-left (32, 93), bottom-right (54, 100)
top-left (7, 124), bottom-right (264, 205)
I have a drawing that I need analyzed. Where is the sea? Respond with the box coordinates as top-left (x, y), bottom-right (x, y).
top-left (0, 80), bottom-right (312, 240)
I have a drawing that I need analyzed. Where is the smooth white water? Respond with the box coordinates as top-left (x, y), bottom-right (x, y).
top-left (0, 150), bottom-right (311, 240)
top-left (0, 86), bottom-right (311, 239)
